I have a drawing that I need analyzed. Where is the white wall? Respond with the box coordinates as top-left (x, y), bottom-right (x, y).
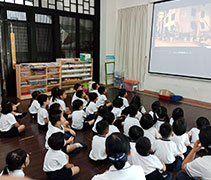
top-left (100, 0), bottom-right (211, 103)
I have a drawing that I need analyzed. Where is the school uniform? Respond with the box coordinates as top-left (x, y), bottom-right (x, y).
top-left (92, 116), bottom-right (103, 133)
top-left (96, 94), bottom-right (107, 108)
top-left (71, 92), bottom-right (78, 104)
top-left (119, 96), bottom-right (129, 110)
top-left (106, 125), bottom-right (120, 138)
top-left (90, 89), bottom-right (100, 97)
top-left (188, 127), bottom-right (200, 144)
top-left (86, 101), bottom-right (97, 116)
top-left (170, 133), bottom-right (190, 154)
top-left (49, 98), bottom-right (66, 112)
top-left (111, 107), bottom-right (122, 118)
top-left (154, 119), bottom-right (165, 131)
top-left (128, 142), bottom-right (137, 165)
top-left (28, 99), bottom-right (40, 119)
top-left (184, 156), bottom-right (211, 180)
top-left (169, 117), bottom-right (174, 126)
top-left (89, 135), bottom-right (107, 161)
top-left (37, 107), bottom-right (49, 129)
top-left (0, 169), bottom-right (25, 177)
top-left (136, 111), bottom-right (143, 121)
top-left (0, 113), bottom-right (19, 137)
top-left (142, 127), bottom-right (160, 145)
top-left (72, 110), bottom-right (89, 130)
top-left (140, 106), bottom-right (146, 114)
top-left (149, 111), bottom-right (159, 119)
top-left (123, 116), bottom-right (141, 137)
top-left (92, 162), bottom-right (146, 180)
top-left (152, 139), bottom-right (182, 171)
top-left (78, 98), bottom-right (87, 109)
top-left (43, 149), bottom-right (72, 180)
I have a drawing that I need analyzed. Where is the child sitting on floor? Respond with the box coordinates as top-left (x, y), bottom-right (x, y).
top-left (170, 107), bottom-right (184, 126)
top-left (89, 120), bottom-right (109, 162)
top-left (96, 86), bottom-right (112, 108)
top-left (118, 88), bottom-right (129, 110)
top-left (76, 90), bottom-right (89, 109)
top-left (90, 82), bottom-right (100, 96)
top-left (86, 92), bottom-right (98, 120)
top-left (28, 91), bottom-right (41, 119)
top-left (149, 101), bottom-right (161, 124)
top-left (43, 132), bottom-right (80, 180)
top-left (1, 148), bottom-right (30, 177)
top-left (154, 106), bottom-right (169, 130)
top-left (111, 98), bottom-right (123, 119)
top-left (0, 100), bottom-right (25, 137)
top-left (71, 83), bottom-right (83, 105)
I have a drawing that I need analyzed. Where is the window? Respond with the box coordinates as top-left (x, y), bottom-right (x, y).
top-left (7, 10), bottom-right (27, 21)
top-left (35, 14), bottom-right (52, 24)
top-left (0, 0), bottom-right (38, 6)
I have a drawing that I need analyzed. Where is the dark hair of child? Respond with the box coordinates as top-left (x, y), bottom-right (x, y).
top-left (96, 120), bottom-right (109, 135)
top-left (128, 105), bottom-right (138, 117)
top-left (76, 90), bottom-right (84, 98)
top-left (199, 126), bottom-right (211, 155)
top-left (129, 125), bottom-right (144, 142)
top-left (118, 89), bottom-right (127, 97)
top-left (88, 92), bottom-right (98, 102)
top-left (98, 105), bottom-right (110, 117)
top-left (98, 86), bottom-right (105, 95)
top-left (29, 91), bottom-right (41, 107)
top-left (49, 103), bottom-right (61, 115)
top-left (58, 89), bottom-right (65, 99)
top-left (157, 106), bottom-right (170, 123)
top-left (103, 112), bottom-right (115, 125)
top-left (113, 98), bottom-right (123, 108)
top-left (196, 117), bottom-right (210, 130)
top-left (92, 83), bottom-right (98, 90)
top-left (1, 100), bottom-right (13, 114)
top-left (3, 148), bottom-right (27, 175)
top-left (140, 114), bottom-right (154, 130)
top-left (73, 99), bottom-right (83, 111)
top-left (172, 107), bottom-right (184, 121)
top-left (51, 87), bottom-right (60, 102)
top-left (106, 133), bottom-right (130, 170)
top-left (172, 117), bottom-right (187, 136)
top-left (151, 101), bottom-right (161, 123)
top-left (121, 106), bottom-right (131, 117)
top-left (74, 83), bottom-right (82, 91)
top-left (49, 110), bottom-right (62, 126)
top-left (37, 94), bottom-right (48, 106)
top-left (160, 123), bottom-right (172, 139)
top-left (130, 95), bottom-right (142, 110)
top-left (136, 137), bottom-right (151, 156)
top-left (48, 132), bottom-right (65, 151)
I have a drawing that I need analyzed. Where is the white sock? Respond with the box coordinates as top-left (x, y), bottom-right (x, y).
top-left (75, 143), bottom-right (83, 148)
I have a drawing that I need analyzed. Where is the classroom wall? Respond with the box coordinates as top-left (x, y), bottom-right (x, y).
top-left (100, 0), bottom-right (211, 103)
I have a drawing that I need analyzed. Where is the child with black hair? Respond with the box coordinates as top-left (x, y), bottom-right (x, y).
top-left (1, 149), bottom-right (30, 177)
top-left (28, 91), bottom-right (41, 119)
top-left (96, 86), bottom-right (112, 108)
top-left (111, 98), bottom-right (123, 119)
top-left (170, 107), bottom-right (184, 126)
top-left (188, 116), bottom-right (210, 144)
top-left (170, 118), bottom-right (192, 157)
top-left (49, 87), bottom-right (60, 106)
top-left (92, 133), bottom-right (145, 180)
top-left (92, 105), bottom-right (110, 133)
top-left (149, 101), bottom-right (161, 123)
top-left (152, 123), bottom-right (183, 172)
top-left (140, 114), bottom-right (160, 145)
top-left (103, 112), bottom-right (120, 137)
top-left (37, 94), bottom-right (49, 130)
top-left (45, 108), bottom-right (86, 153)
top-left (132, 137), bottom-right (169, 180)
top-left (90, 82), bottom-right (100, 96)
top-left (130, 95), bottom-right (146, 114)
top-left (71, 83), bottom-right (83, 105)
top-left (72, 99), bottom-right (94, 130)
top-left (76, 90), bottom-right (89, 109)
top-left (154, 106), bottom-right (170, 130)
top-left (86, 92), bottom-right (98, 120)
top-left (118, 88), bottom-right (129, 110)
top-left (176, 126), bottom-right (211, 180)
top-left (123, 105), bottom-right (141, 137)
top-left (0, 100), bottom-right (25, 137)
top-left (89, 120), bottom-right (109, 162)
top-left (127, 125), bottom-right (144, 165)
top-left (43, 132), bottom-right (80, 180)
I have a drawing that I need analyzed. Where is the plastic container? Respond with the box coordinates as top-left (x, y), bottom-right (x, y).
top-left (49, 68), bottom-right (58, 72)
top-left (122, 80), bottom-right (139, 91)
top-left (21, 71), bottom-right (30, 77)
top-left (114, 72), bottom-right (124, 88)
top-left (171, 95), bottom-right (183, 102)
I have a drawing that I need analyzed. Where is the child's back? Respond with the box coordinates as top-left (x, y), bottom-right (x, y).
top-left (72, 109), bottom-right (86, 130)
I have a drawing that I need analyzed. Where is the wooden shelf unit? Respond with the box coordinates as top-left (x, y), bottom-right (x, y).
top-left (16, 63), bottom-right (61, 100)
top-left (56, 58), bottom-right (93, 93)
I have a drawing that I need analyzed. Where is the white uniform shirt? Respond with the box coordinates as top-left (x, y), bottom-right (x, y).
top-left (71, 92), bottom-right (78, 104)
top-left (78, 98), bottom-right (87, 109)
top-left (86, 101), bottom-right (97, 116)
top-left (89, 135), bottom-right (107, 161)
top-left (0, 169), bottom-right (25, 177)
top-left (185, 156), bottom-right (211, 180)
top-left (0, 113), bottom-right (17, 132)
top-left (152, 139), bottom-right (179, 164)
top-left (119, 97), bottom-right (129, 110)
top-left (111, 107), bottom-right (122, 118)
top-left (71, 110), bottom-right (86, 130)
top-left (49, 98), bottom-right (66, 112)
top-left (43, 149), bottom-right (68, 172)
top-left (92, 116), bottom-right (103, 133)
top-left (92, 162), bottom-right (146, 180)
top-left (153, 120), bottom-right (165, 131)
top-left (28, 100), bottom-right (40, 114)
top-left (123, 116), bottom-right (141, 137)
top-left (106, 125), bottom-right (120, 138)
top-left (169, 117), bottom-right (174, 126)
top-left (96, 94), bottom-right (107, 108)
top-left (135, 111), bottom-right (143, 121)
top-left (170, 133), bottom-right (190, 154)
top-left (45, 123), bottom-right (64, 149)
top-left (37, 107), bottom-right (49, 125)
top-left (143, 127), bottom-right (160, 145)
top-left (90, 90), bottom-right (100, 97)
top-left (140, 106), bottom-right (146, 114)
top-left (130, 151), bottom-right (163, 175)
top-left (188, 127), bottom-right (200, 144)
top-left (149, 111), bottom-right (159, 119)
top-left (128, 142), bottom-right (137, 165)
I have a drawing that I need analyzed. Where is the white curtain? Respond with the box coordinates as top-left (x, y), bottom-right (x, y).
top-left (115, 5), bottom-right (148, 91)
